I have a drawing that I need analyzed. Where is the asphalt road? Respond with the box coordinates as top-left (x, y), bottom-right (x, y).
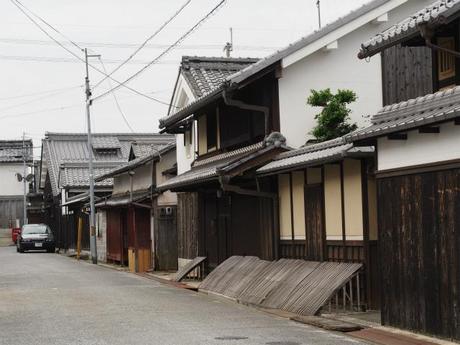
top-left (0, 247), bottom-right (366, 345)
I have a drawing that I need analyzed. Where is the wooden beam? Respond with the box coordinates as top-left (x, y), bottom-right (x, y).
top-left (387, 133), bottom-right (407, 140)
top-left (419, 126), bottom-right (440, 133)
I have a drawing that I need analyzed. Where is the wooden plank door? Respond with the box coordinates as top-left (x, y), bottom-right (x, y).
top-left (304, 184), bottom-right (325, 261)
top-left (154, 206), bottom-right (178, 271)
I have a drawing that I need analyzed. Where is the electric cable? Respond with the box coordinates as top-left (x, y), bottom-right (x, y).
top-left (9, 0), bottom-right (172, 106)
top-left (93, 0), bottom-right (192, 88)
top-left (92, 0), bottom-right (227, 102)
top-left (98, 58), bottom-right (135, 133)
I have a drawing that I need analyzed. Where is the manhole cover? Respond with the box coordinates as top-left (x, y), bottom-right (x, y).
top-left (215, 336), bottom-right (249, 341)
top-left (266, 342), bottom-right (300, 345)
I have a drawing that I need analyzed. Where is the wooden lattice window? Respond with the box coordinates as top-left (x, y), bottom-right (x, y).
top-left (437, 37), bottom-right (456, 81)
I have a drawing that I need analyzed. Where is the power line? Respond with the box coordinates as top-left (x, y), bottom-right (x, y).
top-left (0, 37), bottom-right (280, 51)
top-left (98, 58), bottom-right (134, 133)
top-left (0, 88), bottom-right (82, 112)
top-left (9, 0), bottom-right (172, 106)
top-left (0, 54), bottom-right (179, 65)
top-left (0, 85), bottom-right (82, 101)
top-left (14, 0), bottom-right (84, 51)
top-left (0, 89), bottom-right (165, 120)
top-left (93, 0), bottom-right (192, 89)
top-left (93, 0), bottom-right (228, 102)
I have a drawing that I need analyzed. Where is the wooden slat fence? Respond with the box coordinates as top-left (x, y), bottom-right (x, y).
top-left (199, 256), bottom-right (362, 316)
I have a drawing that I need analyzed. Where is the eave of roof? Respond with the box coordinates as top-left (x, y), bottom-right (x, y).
top-left (157, 140), bottom-right (287, 191)
top-left (346, 86), bottom-right (460, 141)
top-left (257, 138), bottom-right (374, 175)
top-left (359, 0), bottom-right (460, 59)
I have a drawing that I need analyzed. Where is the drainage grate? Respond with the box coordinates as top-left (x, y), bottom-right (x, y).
top-left (215, 336), bottom-right (249, 341)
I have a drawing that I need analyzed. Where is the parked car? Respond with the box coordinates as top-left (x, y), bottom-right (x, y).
top-left (11, 227), bottom-right (21, 243)
top-left (17, 224), bottom-right (55, 253)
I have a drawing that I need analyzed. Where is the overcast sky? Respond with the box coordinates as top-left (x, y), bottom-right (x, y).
top-left (0, 0), bottom-right (371, 155)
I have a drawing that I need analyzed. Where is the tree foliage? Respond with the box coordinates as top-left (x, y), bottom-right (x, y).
top-left (307, 88), bottom-right (358, 142)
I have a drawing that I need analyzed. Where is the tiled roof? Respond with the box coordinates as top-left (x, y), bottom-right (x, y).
top-left (0, 140), bottom-right (33, 163)
top-left (41, 132), bottom-right (174, 196)
top-left (95, 142), bottom-right (176, 182)
top-left (258, 138), bottom-right (373, 174)
top-left (359, 0), bottom-right (460, 58)
top-left (347, 86), bottom-right (460, 141)
top-left (92, 136), bottom-right (121, 150)
top-left (181, 56), bottom-right (258, 98)
top-left (160, 0), bottom-right (393, 130)
top-left (60, 164), bottom-right (115, 189)
top-left (158, 139), bottom-right (285, 191)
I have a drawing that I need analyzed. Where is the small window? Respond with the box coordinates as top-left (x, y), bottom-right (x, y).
top-left (437, 37), bottom-right (456, 81)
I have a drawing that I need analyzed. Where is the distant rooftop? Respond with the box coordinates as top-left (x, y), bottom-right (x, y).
top-left (0, 140), bottom-right (33, 163)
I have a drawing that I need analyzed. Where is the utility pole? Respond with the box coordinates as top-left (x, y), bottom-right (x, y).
top-left (223, 27), bottom-right (233, 57)
top-left (22, 132), bottom-right (27, 226)
top-left (316, 0), bottom-right (322, 29)
top-left (84, 48), bottom-right (100, 265)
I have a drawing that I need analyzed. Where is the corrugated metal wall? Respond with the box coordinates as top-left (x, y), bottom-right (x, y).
top-left (0, 197), bottom-right (24, 228)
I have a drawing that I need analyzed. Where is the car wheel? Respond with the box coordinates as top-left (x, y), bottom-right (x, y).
top-left (47, 247), bottom-right (55, 253)
top-left (16, 245), bottom-right (19, 253)
top-left (18, 243), bottom-right (24, 253)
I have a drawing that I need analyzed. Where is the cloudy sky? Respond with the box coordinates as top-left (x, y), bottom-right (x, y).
top-left (0, 0), bottom-right (370, 155)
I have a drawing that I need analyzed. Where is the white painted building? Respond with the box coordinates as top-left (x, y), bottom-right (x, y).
top-left (166, 0), bottom-right (433, 174)
top-left (0, 140), bottom-right (32, 227)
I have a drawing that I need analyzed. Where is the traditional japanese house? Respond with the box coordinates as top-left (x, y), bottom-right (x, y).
top-left (94, 142), bottom-right (177, 271)
top-left (162, 1), bottom-right (433, 271)
top-left (256, 138), bottom-right (379, 309)
top-left (0, 140), bottom-right (33, 228)
top-left (39, 132), bottom-right (173, 252)
top-left (348, 0), bottom-right (460, 339)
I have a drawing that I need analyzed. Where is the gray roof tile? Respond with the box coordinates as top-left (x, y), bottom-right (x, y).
top-left (347, 86), bottom-right (460, 141)
top-left (359, 0), bottom-right (460, 58)
top-left (41, 132), bottom-right (174, 196)
top-left (181, 56), bottom-right (258, 98)
top-left (158, 142), bottom-right (271, 190)
top-left (0, 140), bottom-right (33, 163)
top-left (258, 138), bottom-right (363, 174)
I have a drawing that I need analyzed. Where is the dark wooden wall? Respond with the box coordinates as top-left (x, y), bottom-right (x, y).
top-left (382, 45), bottom-right (433, 106)
top-left (153, 205), bottom-right (178, 271)
top-left (378, 168), bottom-right (460, 339)
top-left (177, 192), bottom-right (199, 260)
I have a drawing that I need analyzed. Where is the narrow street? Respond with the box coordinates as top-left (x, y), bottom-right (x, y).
top-left (0, 247), bottom-right (366, 345)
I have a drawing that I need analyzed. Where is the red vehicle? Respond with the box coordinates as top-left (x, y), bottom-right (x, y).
top-left (11, 228), bottom-right (21, 243)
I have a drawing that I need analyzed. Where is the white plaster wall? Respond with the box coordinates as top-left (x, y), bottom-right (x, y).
top-left (378, 121), bottom-right (460, 171)
top-left (278, 0), bottom-right (432, 148)
top-left (0, 163), bottom-right (29, 195)
top-left (171, 74), bottom-right (197, 175)
top-left (156, 149), bottom-right (178, 206)
top-left (96, 210), bottom-right (107, 263)
top-left (112, 163), bottom-right (152, 194)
